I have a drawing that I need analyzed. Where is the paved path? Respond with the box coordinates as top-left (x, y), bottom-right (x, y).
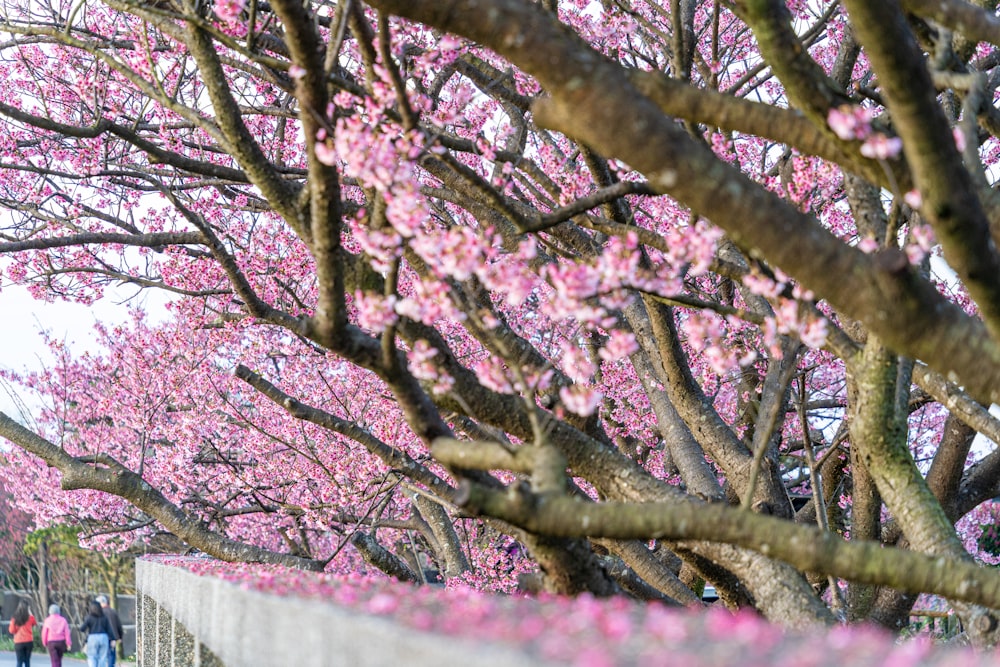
top-left (0, 651), bottom-right (89, 666)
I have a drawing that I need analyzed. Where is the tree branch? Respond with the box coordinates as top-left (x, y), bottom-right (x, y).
top-left (365, 0), bottom-right (1000, 407)
top-left (0, 413), bottom-right (322, 570)
top-left (843, 0), bottom-right (1000, 339)
top-left (455, 481), bottom-right (1000, 610)
top-left (0, 232), bottom-right (204, 253)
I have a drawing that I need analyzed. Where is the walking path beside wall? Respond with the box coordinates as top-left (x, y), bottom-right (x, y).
top-left (2, 591), bottom-right (136, 657)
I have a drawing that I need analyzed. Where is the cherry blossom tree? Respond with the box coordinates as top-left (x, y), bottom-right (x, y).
top-left (5, 0), bottom-right (1000, 643)
top-left (0, 477), bottom-right (33, 589)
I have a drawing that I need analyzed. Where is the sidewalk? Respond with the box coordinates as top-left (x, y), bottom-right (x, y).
top-left (0, 651), bottom-right (90, 666)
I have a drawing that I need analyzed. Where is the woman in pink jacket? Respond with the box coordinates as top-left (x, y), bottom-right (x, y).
top-left (40, 605), bottom-right (72, 667)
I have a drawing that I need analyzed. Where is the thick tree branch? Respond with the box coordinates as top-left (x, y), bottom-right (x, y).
top-left (901, 0), bottom-right (1000, 50)
top-left (456, 481), bottom-right (1000, 610)
top-left (0, 232), bottom-right (204, 253)
top-left (627, 69), bottom-right (895, 189)
top-left (737, 0), bottom-right (852, 126)
top-left (181, 18), bottom-right (301, 231)
top-left (366, 0), bottom-right (1000, 407)
top-left (843, 0), bottom-right (1000, 339)
top-left (350, 531), bottom-right (419, 582)
top-left (0, 413), bottom-right (322, 570)
top-left (269, 0), bottom-right (346, 342)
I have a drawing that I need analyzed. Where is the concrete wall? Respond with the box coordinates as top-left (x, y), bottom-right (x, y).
top-left (136, 560), bottom-right (551, 667)
top-left (134, 559), bottom-right (1000, 667)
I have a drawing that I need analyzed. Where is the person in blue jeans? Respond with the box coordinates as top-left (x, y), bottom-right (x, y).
top-left (96, 595), bottom-right (124, 666)
top-left (79, 600), bottom-right (118, 667)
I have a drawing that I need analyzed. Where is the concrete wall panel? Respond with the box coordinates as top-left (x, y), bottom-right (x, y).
top-left (136, 560), bottom-right (550, 667)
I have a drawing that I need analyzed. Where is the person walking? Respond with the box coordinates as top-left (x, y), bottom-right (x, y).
top-left (78, 600), bottom-right (117, 667)
top-left (8, 601), bottom-right (37, 667)
top-left (41, 604), bottom-right (72, 667)
top-left (95, 596), bottom-right (123, 667)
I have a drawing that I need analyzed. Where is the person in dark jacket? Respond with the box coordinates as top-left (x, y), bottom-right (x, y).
top-left (79, 600), bottom-right (119, 667)
top-left (96, 596), bottom-right (124, 666)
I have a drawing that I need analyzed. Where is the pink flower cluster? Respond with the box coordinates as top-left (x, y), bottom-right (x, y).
top-left (353, 291), bottom-right (398, 334)
top-left (407, 340), bottom-right (455, 396)
top-left (742, 271), bottom-right (829, 352)
top-left (905, 224), bottom-right (936, 265)
top-left (826, 105), bottom-right (874, 142)
top-left (559, 340), bottom-right (596, 383)
top-left (326, 113), bottom-right (431, 238)
top-left (827, 106), bottom-right (902, 160)
top-left (769, 300), bottom-right (829, 350)
top-left (214, 0), bottom-right (245, 24)
top-left (598, 330), bottom-right (639, 363)
top-left (683, 312), bottom-right (756, 376)
top-left (559, 385), bottom-right (603, 417)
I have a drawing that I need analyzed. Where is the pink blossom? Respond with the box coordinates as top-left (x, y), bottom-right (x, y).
top-left (288, 64), bottom-right (307, 80)
top-left (473, 357), bottom-right (514, 393)
top-left (799, 317), bottom-right (829, 349)
top-left (682, 312), bottom-right (726, 354)
top-left (687, 221), bottom-right (723, 276)
top-left (518, 238), bottom-right (538, 261)
top-left (905, 225), bottom-right (936, 265)
top-left (408, 339), bottom-right (438, 365)
top-left (791, 283), bottom-right (814, 301)
top-left (904, 189), bottom-right (922, 209)
top-left (559, 385), bottom-right (603, 416)
top-left (214, 0), bottom-right (245, 23)
top-left (545, 262), bottom-right (601, 301)
top-left (905, 244), bottom-right (927, 265)
top-left (598, 330), bottom-right (639, 362)
top-left (827, 105), bottom-right (873, 141)
top-left (520, 367), bottom-right (554, 394)
top-left (407, 340), bottom-right (455, 395)
top-left (911, 224), bottom-right (935, 252)
top-left (827, 107), bottom-right (856, 140)
top-left (560, 341), bottom-right (596, 382)
top-left (410, 226), bottom-right (484, 277)
top-left (354, 292), bottom-right (398, 333)
top-left (774, 299), bottom-right (801, 336)
top-left (383, 182), bottom-right (429, 237)
top-left (438, 35), bottom-right (463, 52)
top-left (858, 237), bottom-right (879, 254)
top-left (953, 127), bottom-right (967, 152)
top-left (860, 134), bottom-right (903, 160)
top-left (742, 272), bottom-right (783, 299)
top-left (349, 217), bottom-right (403, 272)
top-left (314, 141), bottom-right (337, 166)
top-left (704, 345), bottom-right (739, 375)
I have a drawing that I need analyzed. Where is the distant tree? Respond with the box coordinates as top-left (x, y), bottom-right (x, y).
top-left (0, 485), bottom-right (133, 624)
top-left (22, 524), bottom-right (134, 624)
top-left (0, 478), bottom-right (32, 591)
top-left (5, 0), bottom-right (1000, 645)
